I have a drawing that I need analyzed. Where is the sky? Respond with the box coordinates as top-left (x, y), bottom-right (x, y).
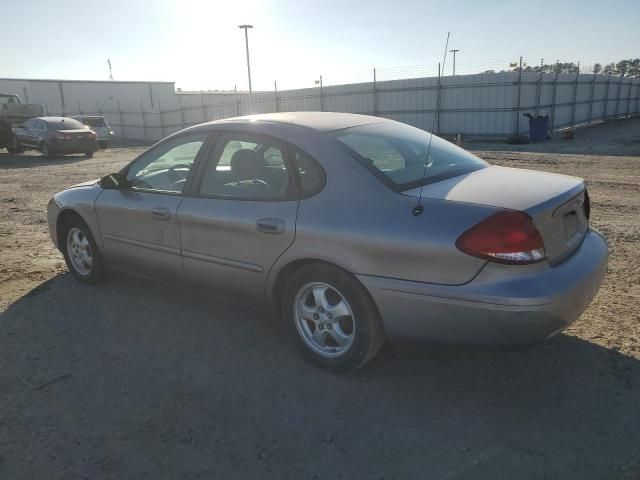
top-left (2, 0), bottom-right (639, 91)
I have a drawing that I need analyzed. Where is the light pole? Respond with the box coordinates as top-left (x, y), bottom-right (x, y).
top-left (238, 25), bottom-right (253, 93)
top-left (450, 49), bottom-right (460, 76)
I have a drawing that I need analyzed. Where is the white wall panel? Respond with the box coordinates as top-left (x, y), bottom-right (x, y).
top-left (2, 74), bottom-right (638, 142)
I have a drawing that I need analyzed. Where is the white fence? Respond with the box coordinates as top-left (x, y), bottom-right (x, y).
top-left (3, 72), bottom-right (640, 142)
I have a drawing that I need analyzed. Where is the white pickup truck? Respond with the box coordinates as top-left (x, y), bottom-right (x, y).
top-left (0, 94), bottom-right (45, 153)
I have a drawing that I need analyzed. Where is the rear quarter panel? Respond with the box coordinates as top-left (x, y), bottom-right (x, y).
top-left (267, 137), bottom-right (497, 293)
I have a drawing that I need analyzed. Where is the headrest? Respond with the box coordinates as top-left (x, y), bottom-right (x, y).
top-left (230, 149), bottom-right (263, 180)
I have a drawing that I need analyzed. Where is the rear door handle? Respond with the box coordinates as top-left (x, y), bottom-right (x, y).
top-left (256, 218), bottom-right (286, 234)
top-left (151, 207), bottom-right (172, 220)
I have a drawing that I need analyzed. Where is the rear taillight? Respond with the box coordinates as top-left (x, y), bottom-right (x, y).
top-left (456, 211), bottom-right (546, 265)
top-left (583, 190), bottom-right (590, 220)
top-left (56, 133), bottom-right (71, 140)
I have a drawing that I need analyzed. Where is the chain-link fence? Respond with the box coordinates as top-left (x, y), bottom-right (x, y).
top-left (12, 57), bottom-right (640, 142)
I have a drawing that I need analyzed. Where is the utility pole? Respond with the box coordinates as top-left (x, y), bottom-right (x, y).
top-left (450, 49), bottom-right (460, 75)
top-left (238, 25), bottom-right (254, 93)
top-left (107, 59), bottom-right (113, 81)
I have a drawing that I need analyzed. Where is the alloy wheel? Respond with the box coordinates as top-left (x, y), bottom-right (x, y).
top-left (66, 227), bottom-right (93, 275)
top-left (293, 282), bottom-right (355, 358)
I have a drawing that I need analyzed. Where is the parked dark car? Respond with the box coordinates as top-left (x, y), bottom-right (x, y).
top-left (12, 116), bottom-right (98, 158)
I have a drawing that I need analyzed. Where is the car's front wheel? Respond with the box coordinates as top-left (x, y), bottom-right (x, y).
top-left (6, 134), bottom-right (23, 154)
top-left (60, 216), bottom-right (104, 284)
top-left (282, 263), bottom-right (386, 372)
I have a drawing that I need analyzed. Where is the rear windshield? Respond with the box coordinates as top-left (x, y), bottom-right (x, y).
top-left (335, 122), bottom-right (487, 190)
top-left (0, 95), bottom-right (19, 104)
top-left (45, 118), bottom-right (87, 131)
top-left (79, 117), bottom-right (107, 127)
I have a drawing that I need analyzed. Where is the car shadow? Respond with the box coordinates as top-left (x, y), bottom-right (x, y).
top-left (1, 273), bottom-right (639, 479)
top-left (0, 151), bottom-right (91, 169)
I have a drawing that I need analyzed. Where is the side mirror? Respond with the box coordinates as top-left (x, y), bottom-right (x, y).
top-left (99, 172), bottom-right (128, 190)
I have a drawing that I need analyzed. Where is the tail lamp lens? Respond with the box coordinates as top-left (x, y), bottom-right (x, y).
top-left (456, 211), bottom-right (546, 264)
top-left (583, 190), bottom-right (590, 220)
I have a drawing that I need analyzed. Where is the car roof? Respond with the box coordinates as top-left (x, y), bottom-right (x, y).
top-left (200, 111), bottom-right (390, 133)
top-left (72, 115), bottom-right (104, 119)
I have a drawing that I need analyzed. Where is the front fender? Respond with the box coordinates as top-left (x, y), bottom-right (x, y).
top-left (47, 183), bottom-right (103, 250)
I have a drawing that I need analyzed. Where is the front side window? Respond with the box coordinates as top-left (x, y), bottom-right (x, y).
top-left (126, 133), bottom-right (208, 193)
top-left (198, 135), bottom-right (292, 199)
top-left (335, 122), bottom-right (487, 190)
top-left (81, 117), bottom-right (107, 127)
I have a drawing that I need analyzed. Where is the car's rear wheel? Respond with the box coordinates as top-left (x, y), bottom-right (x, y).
top-left (41, 142), bottom-right (55, 159)
top-left (85, 151), bottom-right (94, 158)
top-left (282, 263), bottom-right (385, 372)
top-left (60, 216), bottom-right (104, 284)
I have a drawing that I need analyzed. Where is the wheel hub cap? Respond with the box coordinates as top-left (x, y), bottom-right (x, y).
top-left (66, 227), bottom-right (93, 276)
top-left (294, 282), bottom-right (355, 358)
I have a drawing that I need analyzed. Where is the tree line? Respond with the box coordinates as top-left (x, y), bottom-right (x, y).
top-left (483, 59), bottom-right (640, 77)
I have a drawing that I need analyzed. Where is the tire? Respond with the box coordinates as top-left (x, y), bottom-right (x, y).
top-left (98, 141), bottom-right (108, 149)
top-left (282, 263), bottom-right (386, 372)
top-left (506, 134), bottom-right (530, 145)
top-left (6, 135), bottom-right (23, 154)
top-left (60, 215), bottom-right (105, 284)
top-left (41, 142), bottom-right (55, 159)
top-left (85, 151), bottom-right (94, 158)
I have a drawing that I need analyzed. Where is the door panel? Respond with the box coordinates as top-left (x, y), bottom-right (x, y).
top-left (95, 190), bottom-right (185, 282)
top-left (178, 131), bottom-right (299, 304)
top-left (94, 131), bottom-right (210, 282)
top-left (178, 198), bottom-right (298, 303)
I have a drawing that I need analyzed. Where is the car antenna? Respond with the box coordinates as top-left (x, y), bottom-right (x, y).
top-left (412, 31), bottom-right (451, 217)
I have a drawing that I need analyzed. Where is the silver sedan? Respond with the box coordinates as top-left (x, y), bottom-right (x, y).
top-left (47, 112), bottom-right (608, 371)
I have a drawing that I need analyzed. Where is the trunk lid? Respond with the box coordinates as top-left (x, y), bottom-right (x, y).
top-left (403, 166), bottom-right (588, 264)
top-left (55, 129), bottom-right (95, 145)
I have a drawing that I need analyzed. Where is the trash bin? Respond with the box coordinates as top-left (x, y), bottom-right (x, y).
top-left (523, 113), bottom-right (549, 142)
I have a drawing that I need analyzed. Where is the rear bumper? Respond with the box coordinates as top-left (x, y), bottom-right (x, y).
top-left (49, 139), bottom-right (98, 154)
top-left (358, 229), bottom-right (608, 346)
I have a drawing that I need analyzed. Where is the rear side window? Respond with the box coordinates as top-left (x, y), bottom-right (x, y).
top-left (198, 135), bottom-right (293, 200)
top-left (290, 147), bottom-right (325, 197)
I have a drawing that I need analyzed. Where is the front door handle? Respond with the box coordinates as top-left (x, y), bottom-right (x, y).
top-left (151, 207), bottom-right (172, 220)
top-left (256, 218), bottom-right (286, 234)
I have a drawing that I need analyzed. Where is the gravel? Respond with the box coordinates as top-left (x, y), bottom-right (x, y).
top-left (1, 118), bottom-right (640, 479)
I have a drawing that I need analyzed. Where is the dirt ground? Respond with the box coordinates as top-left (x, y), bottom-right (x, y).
top-left (1, 118), bottom-right (639, 479)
